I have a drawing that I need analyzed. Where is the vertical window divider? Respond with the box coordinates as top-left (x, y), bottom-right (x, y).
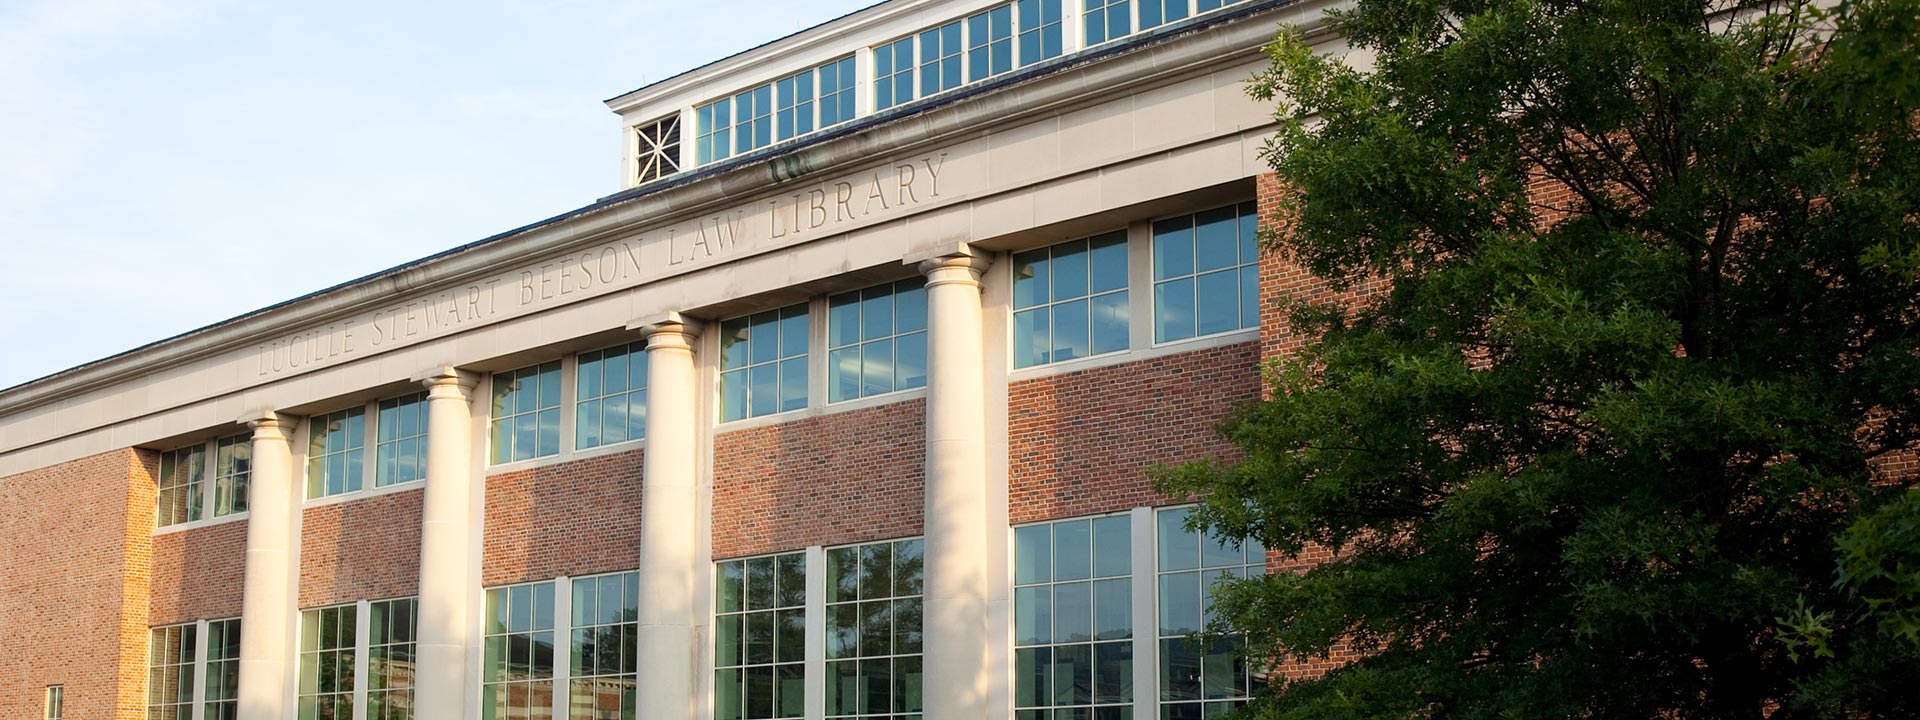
top-left (1124, 220), bottom-right (1155, 352)
top-left (559, 355), bottom-right (580, 455)
top-left (803, 545), bottom-right (828, 720)
top-left (360, 400), bottom-right (380, 490)
top-left (1064, 0), bottom-right (1086, 53)
top-left (808, 296), bottom-right (829, 412)
top-left (553, 576), bottom-right (575, 719)
top-left (353, 599), bottom-right (373, 720)
top-left (854, 46), bottom-right (875, 118)
top-left (191, 618), bottom-right (210, 720)
top-left (1129, 506), bottom-right (1159, 720)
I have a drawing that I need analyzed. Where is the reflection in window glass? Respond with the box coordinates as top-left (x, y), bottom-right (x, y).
top-left (490, 362), bottom-right (562, 464)
top-left (572, 572), bottom-right (639, 720)
top-left (1017, 0), bottom-right (1065, 66)
top-left (376, 394), bottom-right (428, 487)
top-left (206, 619), bottom-right (242, 720)
top-left (1083, 0), bottom-right (1132, 45)
top-left (874, 37), bottom-right (917, 111)
top-left (1013, 231), bottom-right (1130, 368)
top-left (148, 624), bottom-right (197, 720)
top-left (1156, 507), bottom-right (1268, 720)
top-left (918, 21), bottom-right (965, 97)
top-left (298, 605), bottom-right (357, 720)
top-left (1139, 0), bottom-right (1190, 30)
top-left (369, 598), bottom-right (418, 719)
top-left (157, 444), bottom-right (206, 527)
top-left (733, 84), bottom-right (774, 156)
top-left (307, 408), bottom-right (366, 499)
top-left (1152, 203), bottom-right (1260, 344)
top-left (577, 342), bottom-right (649, 451)
top-left (697, 98), bottom-right (733, 165)
top-left (484, 581), bottom-right (558, 719)
top-left (715, 553), bottom-right (809, 720)
top-left (818, 57), bottom-right (860, 128)
top-left (719, 305), bottom-right (810, 422)
top-left (1013, 515), bottom-right (1134, 720)
top-left (829, 279), bottom-right (929, 402)
top-left (967, 5), bottom-right (1014, 82)
top-left (825, 538), bottom-right (925, 720)
top-left (214, 435), bottom-right (251, 517)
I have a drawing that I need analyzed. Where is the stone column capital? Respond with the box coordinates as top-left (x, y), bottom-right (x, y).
top-left (414, 366), bottom-right (479, 399)
top-left (633, 311), bottom-right (704, 352)
top-left (916, 252), bottom-right (992, 289)
top-left (240, 409), bottom-right (297, 439)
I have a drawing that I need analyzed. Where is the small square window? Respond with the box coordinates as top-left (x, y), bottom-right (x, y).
top-left (489, 362), bottom-right (562, 464)
top-left (828, 279), bottom-right (929, 402)
top-left (1013, 231), bottom-right (1131, 368)
top-left (719, 305), bottom-right (810, 422)
top-left (577, 341), bottom-right (650, 450)
top-left (376, 393), bottom-right (429, 487)
top-left (1152, 203), bottom-right (1261, 344)
top-left (306, 407), bottom-right (366, 499)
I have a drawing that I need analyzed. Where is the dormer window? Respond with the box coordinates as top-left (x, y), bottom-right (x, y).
top-left (635, 114), bottom-right (682, 184)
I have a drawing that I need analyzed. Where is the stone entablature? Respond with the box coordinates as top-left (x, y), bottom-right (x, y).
top-left (0, 0), bottom-right (1336, 479)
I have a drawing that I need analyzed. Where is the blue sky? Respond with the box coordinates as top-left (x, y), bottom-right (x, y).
top-left (0, 0), bottom-right (879, 389)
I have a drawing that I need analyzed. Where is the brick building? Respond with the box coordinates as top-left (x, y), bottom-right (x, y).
top-left (0, 1), bottom-right (1357, 718)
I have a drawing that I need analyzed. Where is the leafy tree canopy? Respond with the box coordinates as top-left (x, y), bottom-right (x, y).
top-left (1159, 0), bottom-right (1920, 716)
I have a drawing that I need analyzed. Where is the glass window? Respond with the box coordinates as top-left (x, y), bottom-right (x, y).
top-left (1083, 0), bottom-right (1132, 45)
top-left (484, 581), bottom-right (558, 719)
top-left (635, 114), bottom-right (682, 185)
top-left (776, 71), bottom-right (816, 141)
top-left (206, 619), bottom-right (242, 720)
top-left (306, 408), bottom-right (366, 499)
top-left (1156, 507), bottom-right (1268, 718)
top-left (370, 598), bottom-right (418, 719)
top-left (1196, 0), bottom-right (1248, 12)
top-left (489, 362), bottom-right (562, 464)
top-left (1152, 203), bottom-right (1260, 344)
top-left (1013, 231), bottom-right (1131, 368)
top-left (571, 572), bottom-right (639, 720)
top-left (874, 36), bottom-right (916, 111)
top-left (577, 342), bottom-right (650, 451)
top-left (818, 56), bottom-right (859, 128)
top-left (43, 686), bottom-right (61, 720)
top-left (1014, 515), bottom-right (1135, 720)
top-left (213, 435), bottom-right (250, 517)
top-left (734, 84), bottom-right (774, 155)
top-left (299, 605), bottom-right (357, 720)
top-left (157, 444), bottom-right (206, 527)
top-left (1139, 0), bottom-right (1190, 30)
top-left (824, 539), bottom-right (925, 720)
top-left (968, 5), bottom-right (1014, 82)
top-left (715, 552), bottom-right (808, 720)
top-left (376, 394), bottom-right (428, 488)
top-left (918, 20), bottom-right (965, 97)
top-left (148, 624), bottom-right (197, 720)
top-left (828, 279), bottom-right (928, 402)
top-left (719, 305), bottom-right (810, 422)
top-left (696, 99), bottom-right (733, 165)
top-left (1017, 0), bottom-right (1065, 66)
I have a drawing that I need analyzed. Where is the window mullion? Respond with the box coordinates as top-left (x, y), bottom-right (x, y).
top-left (192, 618), bottom-right (210, 720)
top-left (553, 577), bottom-right (574, 719)
top-left (354, 600), bottom-right (372, 720)
top-left (804, 545), bottom-right (827, 720)
top-left (1130, 506), bottom-right (1160, 720)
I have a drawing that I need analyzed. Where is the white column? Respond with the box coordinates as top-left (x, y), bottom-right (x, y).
top-left (414, 367), bottom-right (478, 720)
top-left (636, 314), bottom-right (703, 720)
top-left (918, 252), bottom-right (994, 720)
top-left (237, 410), bottom-right (296, 720)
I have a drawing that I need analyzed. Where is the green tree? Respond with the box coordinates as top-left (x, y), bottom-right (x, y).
top-left (1157, 0), bottom-right (1920, 716)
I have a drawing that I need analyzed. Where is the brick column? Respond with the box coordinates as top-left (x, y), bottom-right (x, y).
top-left (635, 313), bottom-right (703, 720)
top-left (918, 252), bottom-right (994, 720)
top-left (413, 367), bottom-right (478, 720)
top-left (237, 410), bottom-right (297, 720)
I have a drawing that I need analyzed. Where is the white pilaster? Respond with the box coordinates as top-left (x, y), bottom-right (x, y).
top-left (635, 313), bottom-right (704, 720)
top-left (413, 367), bottom-right (479, 720)
top-left (237, 410), bottom-right (297, 720)
top-left (917, 252), bottom-right (994, 720)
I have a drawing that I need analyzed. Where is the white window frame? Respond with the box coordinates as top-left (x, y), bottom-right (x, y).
top-left (154, 434), bottom-right (252, 533)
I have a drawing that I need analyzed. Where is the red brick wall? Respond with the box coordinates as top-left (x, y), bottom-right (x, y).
top-left (483, 449), bottom-right (646, 586)
top-left (149, 519), bottom-right (247, 626)
top-left (712, 399), bottom-right (927, 559)
top-left (1008, 342), bottom-right (1261, 524)
top-left (0, 448), bottom-right (153, 719)
top-left (299, 489), bottom-right (424, 607)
